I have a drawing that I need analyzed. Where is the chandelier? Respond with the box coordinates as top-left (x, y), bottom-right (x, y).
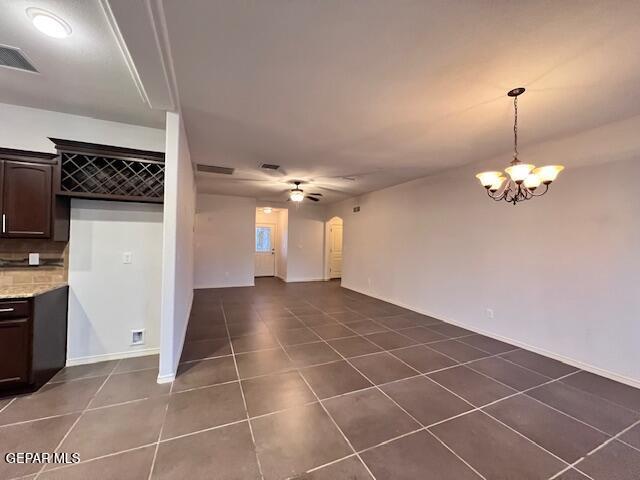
top-left (476, 87), bottom-right (564, 205)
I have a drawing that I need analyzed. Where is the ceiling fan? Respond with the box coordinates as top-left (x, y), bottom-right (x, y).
top-left (289, 181), bottom-right (323, 202)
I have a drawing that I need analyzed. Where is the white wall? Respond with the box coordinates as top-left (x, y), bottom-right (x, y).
top-left (195, 194), bottom-right (256, 288)
top-left (68, 200), bottom-right (163, 364)
top-left (286, 204), bottom-right (327, 282)
top-left (159, 112), bottom-right (196, 382)
top-left (328, 119), bottom-right (640, 386)
top-left (0, 103), bottom-right (165, 152)
top-left (0, 103), bottom-right (167, 366)
top-left (276, 209), bottom-right (289, 280)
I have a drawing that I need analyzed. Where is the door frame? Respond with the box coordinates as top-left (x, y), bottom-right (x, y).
top-left (324, 216), bottom-right (343, 281)
top-left (255, 221), bottom-right (277, 277)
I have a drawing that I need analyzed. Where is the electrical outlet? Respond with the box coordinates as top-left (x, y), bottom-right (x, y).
top-left (486, 308), bottom-right (494, 319)
top-left (122, 252), bottom-right (132, 264)
top-left (131, 329), bottom-right (145, 345)
top-left (28, 253), bottom-right (40, 266)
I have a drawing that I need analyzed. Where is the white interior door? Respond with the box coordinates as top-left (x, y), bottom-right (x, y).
top-left (329, 224), bottom-right (343, 278)
top-left (255, 223), bottom-right (276, 277)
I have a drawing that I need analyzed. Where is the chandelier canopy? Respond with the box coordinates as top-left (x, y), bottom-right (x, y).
top-left (476, 88), bottom-right (564, 205)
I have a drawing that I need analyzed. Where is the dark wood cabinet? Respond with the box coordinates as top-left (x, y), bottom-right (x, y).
top-left (50, 138), bottom-right (165, 204)
top-left (0, 311), bottom-right (30, 387)
top-left (2, 161), bottom-right (52, 238)
top-left (0, 287), bottom-right (68, 394)
top-left (0, 148), bottom-right (69, 241)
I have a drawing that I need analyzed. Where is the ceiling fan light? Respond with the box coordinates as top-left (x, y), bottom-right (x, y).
top-left (505, 163), bottom-right (535, 183)
top-left (523, 173), bottom-right (542, 190)
top-left (290, 190), bottom-right (304, 202)
top-left (475, 171), bottom-right (503, 188)
top-left (533, 165), bottom-right (564, 184)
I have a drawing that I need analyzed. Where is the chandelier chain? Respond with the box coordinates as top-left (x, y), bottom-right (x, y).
top-left (513, 95), bottom-right (518, 161)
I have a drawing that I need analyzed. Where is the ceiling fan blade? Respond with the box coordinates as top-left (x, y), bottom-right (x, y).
top-left (306, 196), bottom-right (320, 202)
top-left (307, 193), bottom-right (323, 196)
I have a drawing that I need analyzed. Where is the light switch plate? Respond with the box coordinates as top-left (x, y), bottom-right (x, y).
top-left (29, 253), bottom-right (40, 266)
top-left (122, 252), bottom-right (132, 264)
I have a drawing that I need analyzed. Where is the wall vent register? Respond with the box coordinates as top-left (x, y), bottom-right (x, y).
top-left (197, 164), bottom-right (235, 175)
top-left (0, 45), bottom-right (38, 73)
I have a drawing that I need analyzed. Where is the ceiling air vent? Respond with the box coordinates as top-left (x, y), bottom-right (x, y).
top-left (0, 45), bottom-right (38, 73)
top-left (260, 163), bottom-right (280, 170)
top-left (197, 164), bottom-right (235, 175)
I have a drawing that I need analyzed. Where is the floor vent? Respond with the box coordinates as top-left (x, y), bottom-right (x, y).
top-left (260, 163), bottom-right (280, 170)
top-left (197, 164), bottom-right (235, 175)
top-left (0, 45), bottom-right (38, 73)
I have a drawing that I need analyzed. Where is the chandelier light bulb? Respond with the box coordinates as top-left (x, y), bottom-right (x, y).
top-left (475, 171), bottom-right (503, 188)
top-left (533, 165), bottom-right (564, 184)
top-left (505, 163), bottom-right (535, 183)
top-left (523, 173), bottom-right (542, 190)
top-left (489, 176), bottom-right (506, 192)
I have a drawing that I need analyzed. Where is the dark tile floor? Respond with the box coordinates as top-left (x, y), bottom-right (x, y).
top-left (2, 278), bottom-right (640, 479)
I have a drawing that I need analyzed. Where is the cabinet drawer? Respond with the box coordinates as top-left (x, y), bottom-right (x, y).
top-left (0, 300), bottom-right (30, 320)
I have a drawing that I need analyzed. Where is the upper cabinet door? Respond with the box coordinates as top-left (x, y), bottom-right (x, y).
top-left (2, 161), bottom-right (52, 238)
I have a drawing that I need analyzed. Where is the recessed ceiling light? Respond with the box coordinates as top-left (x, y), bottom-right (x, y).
top-left (26, 8), bottom-right (72, 38)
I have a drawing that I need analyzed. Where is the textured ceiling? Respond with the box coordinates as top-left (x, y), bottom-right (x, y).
top-left (0, 0), bottom-right (163, 127)
top-left (161, 0), bottom-right (640, 203)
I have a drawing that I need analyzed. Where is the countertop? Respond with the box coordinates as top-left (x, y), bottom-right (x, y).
top-left (0, 283), bottom-right (68, 300)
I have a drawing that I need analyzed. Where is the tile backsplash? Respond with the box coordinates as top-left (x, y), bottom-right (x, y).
top-left (0, 239), bottom-right (68, 286)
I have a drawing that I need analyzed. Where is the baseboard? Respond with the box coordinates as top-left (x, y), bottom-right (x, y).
top-left (194, 281), bottom-right (254, 289)
top-left (342, 283), bottom-right (640, 389)
top-left (285, 277), bottom-right (325, 283)
top-left (66, 347), bottom-right (160, 367)
top-left (156, 372), bottom-right (175, 384)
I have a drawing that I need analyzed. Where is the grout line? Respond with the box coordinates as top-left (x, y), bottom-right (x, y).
top-left (26, 443), bottom-right (157, 478)
top-left (291, 452), bottom-right (358, 478)
top-left (264, 307), bottom-right (379, 480)
top-left (146, 361), bottom-right (175, 480)
top-left (222, 304), bottom-right (266, 480)
top-left (284, 308), bottom-right (486, 480)
top-left (45, 363), bottom-right (159, 385)
top-left (565, 417), bottom-right (640, 479)
top-left (520, 389), bottom-right (617, 439)
top-left (343, 331), bottom-right (584, 477)
top-left (33, 358), bottom-right (122, 479)
top-left (551, 375), bottom-right (640, 416)
top-left (26, 286), bottom-right (633, 480)
top-left (0, 397), bottom-right (15, 414)
top-left (178, 352), bottom-right (234, 365)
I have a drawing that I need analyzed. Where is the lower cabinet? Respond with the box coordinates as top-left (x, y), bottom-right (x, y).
top-left (0, 286), bottom-right (68, 394)
top-left (0, 315), bottom-right (30, 386)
